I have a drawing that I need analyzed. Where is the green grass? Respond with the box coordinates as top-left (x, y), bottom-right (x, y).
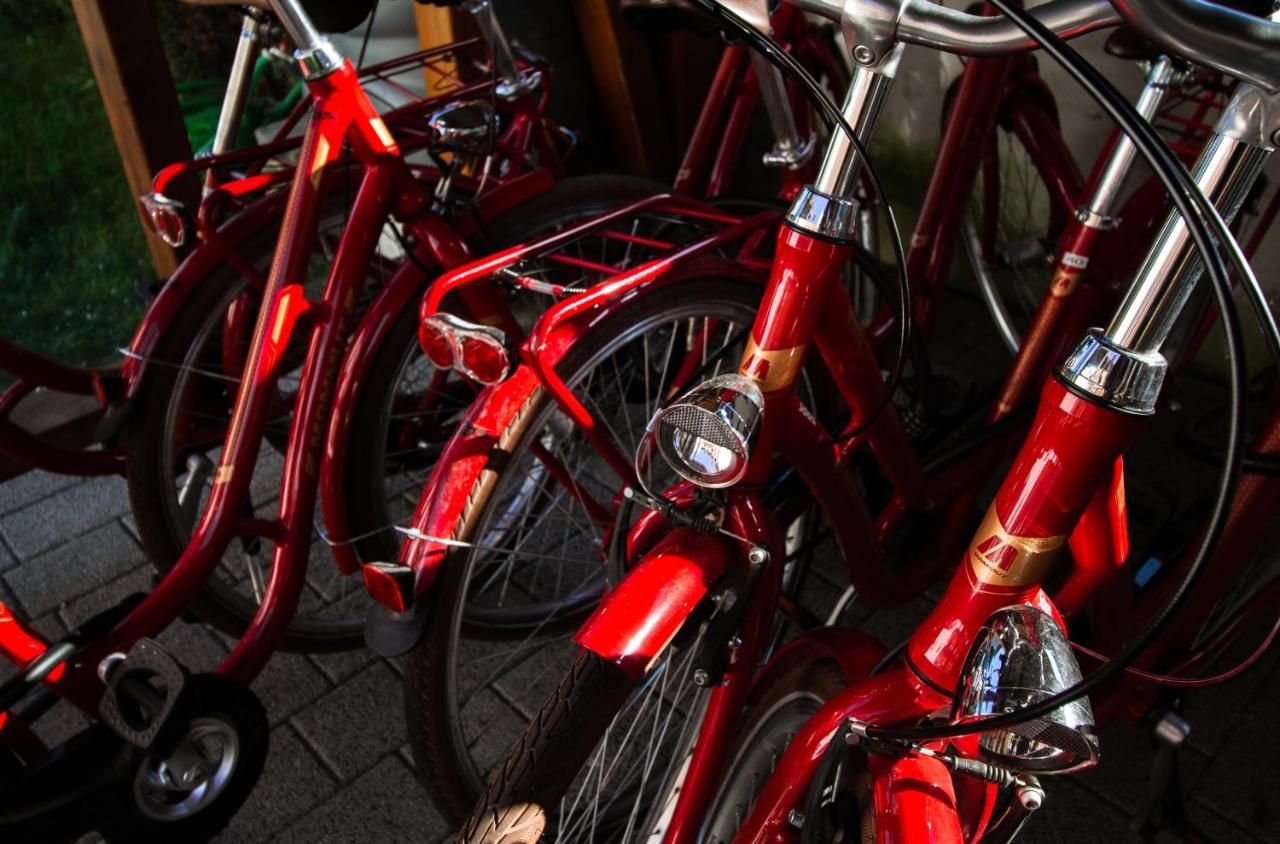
top-left (0, 10), bottom-right (152, 369)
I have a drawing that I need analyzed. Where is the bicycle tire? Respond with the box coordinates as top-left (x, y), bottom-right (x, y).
top-left (406, 273), bottom-right (764, 823)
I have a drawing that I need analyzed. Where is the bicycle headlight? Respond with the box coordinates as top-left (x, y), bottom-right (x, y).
top-left (952, 605), bottom-right (1099, 774)
top-left (640, 374), bottom-right (763, 490)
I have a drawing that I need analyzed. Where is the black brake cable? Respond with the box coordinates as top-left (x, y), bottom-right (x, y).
top-left (688, 0), bottom-right (913, 443)
top-left (861, 0), bottom-right (1250, 744)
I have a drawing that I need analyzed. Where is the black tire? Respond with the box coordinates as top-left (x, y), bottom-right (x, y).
top-left (341, 175), bottom-right (665, 565)
top-left (406, 273), bottom-right (763, 824)
top-left (457, 650), bottom-right (638, 844)
top-left (96, 674), bottom-right (269, 843)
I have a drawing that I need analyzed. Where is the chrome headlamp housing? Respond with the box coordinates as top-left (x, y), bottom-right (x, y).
top-left (952, 604), bottom-right (1100, 774)
top-left (636, 374), bottom-right (763, 492)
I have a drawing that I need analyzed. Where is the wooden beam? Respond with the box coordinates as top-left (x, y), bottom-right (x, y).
top-left (413, 1), bottom-right (457, 92)
top-left (70, 0), bottom-right (196, 277)
top-left (571, 0), bottom-right (670, 177)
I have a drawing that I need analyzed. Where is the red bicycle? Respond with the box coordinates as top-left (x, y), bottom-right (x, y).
top-left (373, 1), bottom-right (1227, 828)
top-left (0, 0), bottom-right (622, 836)
top-left (414, 0), bottom-right (1279, 841)
top-left (0, 0), bottom-right (857, 836)
top-left (116, 0), bottom-right (856, 655)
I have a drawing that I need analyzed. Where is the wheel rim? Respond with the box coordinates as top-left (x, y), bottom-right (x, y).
top-left (132, 717), bottom-right (240, 822)
top-left (965, 126), bottom-right (1056, 350)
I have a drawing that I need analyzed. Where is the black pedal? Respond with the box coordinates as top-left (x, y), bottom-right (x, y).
top-left (96, 638), bottom-right (188, 751)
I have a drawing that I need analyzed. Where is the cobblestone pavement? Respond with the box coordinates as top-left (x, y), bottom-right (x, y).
top-left (0, 467), bottom-right (1275, 843)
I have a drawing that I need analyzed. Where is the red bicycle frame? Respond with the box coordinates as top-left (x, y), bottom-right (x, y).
top-left (0, 34), bottom-right (560, 742)
top-left (530, 36), bottom-right (1272, 844)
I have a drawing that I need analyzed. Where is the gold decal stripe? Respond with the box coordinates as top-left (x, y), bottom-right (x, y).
top-left (966, 507), bottom-right (1066, 590)
top-left (739, 338), bottom-right (805, 392)
top-left (1049, 266), bottom-right (1083, 298)
top-left (310, 135), bottom-right (331, 189)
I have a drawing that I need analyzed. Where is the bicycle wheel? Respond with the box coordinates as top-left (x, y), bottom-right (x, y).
top-left (406, 274), bottom-right (763, 822)
top-left (126, 176), bottom-right (662, 653)
top-left (960, 98), bottom-right (1077, 352)
top-left (340, 175), bottom-right (665, 566)
top-left (124, 198), bottom-right (398, 653)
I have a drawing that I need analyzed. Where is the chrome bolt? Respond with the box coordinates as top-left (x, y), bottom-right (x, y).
top-left (853, 44), bottom-right (875, 65)
top-left (693, 669), bottom-right (712, 687)
top-left (787, 809), bottom-right (806, 828)
top-left (747, 546), bottom-right (769, 566)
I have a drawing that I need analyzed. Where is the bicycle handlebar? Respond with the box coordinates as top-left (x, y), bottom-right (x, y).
top-left (1112, 0), bottom-right (1280, 92)
top-left (787, 0), bottom-right (1280, 92)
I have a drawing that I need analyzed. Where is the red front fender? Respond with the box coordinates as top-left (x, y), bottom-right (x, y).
top-left (574, 527), bottom-right (736, 678)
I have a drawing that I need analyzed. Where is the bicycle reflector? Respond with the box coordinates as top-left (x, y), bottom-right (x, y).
top-left (140, 193), bottom-right (187, 248)
top-left (951, 605), bottom-right (1100, 774)
top-left (418, 313), bottom-right (515, 386)
top-left (640, 374), bottom-right (763, 489)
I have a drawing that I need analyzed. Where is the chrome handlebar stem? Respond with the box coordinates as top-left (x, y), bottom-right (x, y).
top-left (267, 0), bottom-right (342, 80)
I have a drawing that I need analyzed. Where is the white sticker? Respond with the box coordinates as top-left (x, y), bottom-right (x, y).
top-left (1062, 252), bottom-right (1089, 270)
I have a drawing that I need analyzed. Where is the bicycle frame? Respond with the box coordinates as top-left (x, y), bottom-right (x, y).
top-left (548, 7), bottom-right (1278, 843)
top-left (0, 18), bottom-right (559, 740)
top-left (721, 13), bottom-right (1278, 844)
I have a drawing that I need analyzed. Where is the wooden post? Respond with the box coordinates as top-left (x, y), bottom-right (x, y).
top-left (70, 0), bottom-right (196, 278)
top-left (570, 0), bottom-right (670, 177)
top-left (413, 1), bottom-right (457, 91)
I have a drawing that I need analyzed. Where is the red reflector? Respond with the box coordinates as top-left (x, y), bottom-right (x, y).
top-left (361, 562), bottom-right (416, 613)
top-left (459, 334), bottom-right (511, 385)
top-left (139, 192), bottom-right (187, 248)
top-left (418, 318), bottom-right (455, 369)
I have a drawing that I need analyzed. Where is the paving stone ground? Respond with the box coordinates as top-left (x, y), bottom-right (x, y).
top-left (1, 469), bottom-right (1274, 842)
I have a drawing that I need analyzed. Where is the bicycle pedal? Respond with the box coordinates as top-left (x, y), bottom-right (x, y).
top-left (96, 638), bottom-right (188, 751)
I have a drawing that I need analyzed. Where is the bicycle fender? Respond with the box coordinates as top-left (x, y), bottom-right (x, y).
top-left (574, 527), bottom-right (735, 679)
top-left (320, 257), bottom-right (432, 576)
top-left (869, 752), bottom-right (965, 844)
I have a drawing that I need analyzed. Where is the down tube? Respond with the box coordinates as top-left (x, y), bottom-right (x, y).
top-left (222, 162), bottom-right (399, 681)
top-left (79, 108), bottom-right (344, 672)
